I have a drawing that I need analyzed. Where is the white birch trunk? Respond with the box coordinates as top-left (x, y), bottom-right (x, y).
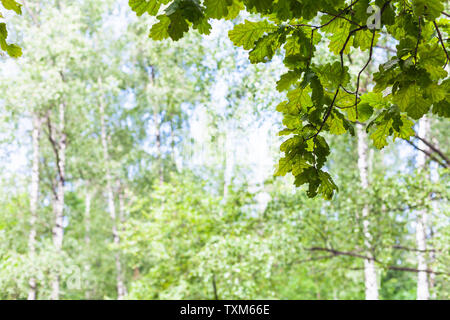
top-left (118, 185), bottom-right (128, 297)
top-left (356, 123), bottom-right (379, 300)
top-left (99, 96), bottom-right (126, 300)
top-left (429, 136), bottom-right (440, 299)
top-left (416, 117), bottom-right (430, 300)
top-left (28, 114), bottom-right (41, 300)
top-left (51, 103), bottom-right (66, 300)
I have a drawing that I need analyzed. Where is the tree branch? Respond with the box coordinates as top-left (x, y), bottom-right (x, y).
top-left (415, 135), bottom-right (449, 165)
top-left (306, 247), bottom-right (449, 276)
top-left (307, 87), bottom-right (340, 141)
top-left (45, 113), bottom-right (65, 184)
top-left (403, 139), bottom-right (448, 168)
top-left (355, 31), bottom-right (376, 119)
top-left (433, 21), bottom-right (449, 67)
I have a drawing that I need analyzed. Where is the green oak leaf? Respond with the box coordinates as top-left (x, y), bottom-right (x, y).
top-left (314, 62), bottom-right (350, 89)
top-left (370, 119), bottom-right (391, 149)
top-left (129, 0), bottom-right (161, 16)
top-left (318, 170), bottom-right (338, 200)
top-left (0, 22), bottom-right (22, 58)
top-left (168, 11), bottom-right (189, 41)
top-left (204, 0), bottom-right (232, 19)
top-left (228, 20), bottom-right (276, 50)
top-left (285, 86), bottom-right (313, 114)
top-left (394, 84), bottom-right (431, 119)
top-left (412, 0), bottom-right (444, 20)
top-left (432, 99), bottom-right (450, 117)
top-left (1, 0), bottom-right (22, 15)
top-left (149, 15), bottom-right (171, 40)
top-left (393, 115), bottom-right (415, 141)
top-left (276, 69), bottom-right (302, 92)
top-left (327, 112), bottom-right (346, 135)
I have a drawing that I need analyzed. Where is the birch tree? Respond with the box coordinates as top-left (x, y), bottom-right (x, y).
top-left (356, 123), bottom-right (379, 300)
top-left (27, 113), bottom-right (41, 300)
top-left (415, 117), bottom-right (430, 300)
top-left (98, 85), bottom-right (126, 299)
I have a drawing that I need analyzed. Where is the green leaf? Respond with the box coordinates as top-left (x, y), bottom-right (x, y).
top-left (370, 119), bottom-right (391, 149)
top-left (353, 30), bottom-right (379, 51)
top-left (225, 0), bottom-right (244, 19)
top-left (204, 0), bottom-right (232, 19)
top-left (418, 43), bottom-right (447, 80)
top-left (360, 92), bottom-right (389, 109)
top-left (276, 69), bottom-right (302, 92)
top-left (280, 135), bottom-right (302, 152)
top-left (168, 11), bottom-right (189, 41)
top-left (0, 22), bottom-right (21, 58)
top-left (244, 0), bottom-right (273, 13)
top-left (412, 0), bottom-right (444, 20)
top-left (285, 86), bottom-right (313, 114)
top-left (275, 156), bottom-right (293, 176)
top-left (313, 135), bottom-right (330, 168)
top-left (129, 0), bottom-right (161, 16)
top-left (249, 30), bottom-right (285, 63)
top-left (394, 84), bottom-right (430, 119)
top-left (1, 0), bottom-right (22, 15)
top-left (327, 111), bottom-right (346, 135)
top-left (393, 115), bottom-right (415, 141)
top-left (432, 99), bottom-right (450, 118)
top-left (357, 103), bottom-right (374, 122)
top-left (282, 114), bottom-right (302, 129)
top-left (192, 17), bottom-right (212, 35)
top-left (0, 22), bottom-right (8, 43)
top-left (228, 20), bottom-right (276, 50)
top-left (321, 17), bottom-right (353, 55)
top-left (314, 62), bottom-right (350, 88)
top-left (425, 83), bottom-right (446, 104)
top-left (318, 170), bottom-right (338, 200)
top-left (149, 15), bottom-right (171, 40)
top-left (292, 155), bottom-right (309, 176)
top-left (5, 43), bottom-right (21, 57)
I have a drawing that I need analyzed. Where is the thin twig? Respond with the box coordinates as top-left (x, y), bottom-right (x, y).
top-left (415, 135), bottom-right (450, 165)
top-left (404, 139), bottom-right (448, 168)
top-left (307, 87), bottom-right (340, 140)
top-left (433, 21), bottom-right (449, 67)
top-left (355, 31), bottom-right (376, 119)
top-left (414, 17), bottom-right (422, 65)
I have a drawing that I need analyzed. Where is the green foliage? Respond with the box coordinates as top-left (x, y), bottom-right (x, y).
top-left (0, 0), bottom-right (22, 57)
top-left (130, 0), bottom-right (449, 199)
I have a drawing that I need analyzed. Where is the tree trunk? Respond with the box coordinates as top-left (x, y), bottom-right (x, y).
top-left (118, 184), bottom-right (128, 297)
top-left (428, 135), bottom-right (440, 299)
top-left (99, 93), bottom-right (126, 300)
top-left (416, 117), bottom-right (430, 300)
top-left (356, 123), bottom-right (379, 300)
top-left (28, 113), bottom-right (41, 300)
top-left (51, 103), bottom-right (66, 300)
